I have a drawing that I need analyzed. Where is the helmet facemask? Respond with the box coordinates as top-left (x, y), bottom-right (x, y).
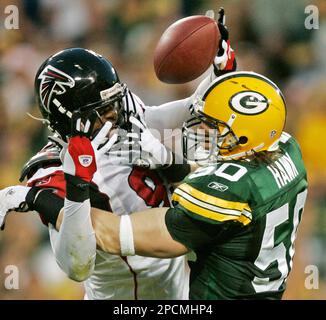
top-left (77, 82), bottom-right (128, 138)
top-left (47, 82), bottom-right (127, 141)
top-left (183, 97), bottom-right (239, 164)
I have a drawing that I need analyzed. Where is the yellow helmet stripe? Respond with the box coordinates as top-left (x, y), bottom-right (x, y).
top-left (172, 192), bottom-right (251, 226)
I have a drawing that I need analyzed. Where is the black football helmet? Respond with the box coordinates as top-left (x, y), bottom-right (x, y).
top-left (34, 48), bottom-right (127, 140)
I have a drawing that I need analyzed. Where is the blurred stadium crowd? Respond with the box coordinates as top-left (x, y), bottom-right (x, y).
top-left (0, 0), bottom-right (325, 299)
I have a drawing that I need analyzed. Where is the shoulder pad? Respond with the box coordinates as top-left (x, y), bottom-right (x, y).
top-left (20, 142), bottom-right (62, 182)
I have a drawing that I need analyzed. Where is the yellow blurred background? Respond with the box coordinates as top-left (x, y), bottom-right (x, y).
top-left (0, 0), bottom-right (325, 299)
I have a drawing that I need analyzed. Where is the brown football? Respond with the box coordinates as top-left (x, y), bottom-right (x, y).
top-left (153, 15), bottom-right (220, 84)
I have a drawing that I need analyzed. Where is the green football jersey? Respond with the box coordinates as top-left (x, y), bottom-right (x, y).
top-left (165, 132), bottom-right (308, 299)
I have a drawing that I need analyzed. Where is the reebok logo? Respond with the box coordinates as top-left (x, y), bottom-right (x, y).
top-left (208, 181), bottom-right (228, 192)
top-left (78, 155), bottom-right (93, 167)
top-left (76, 182), bottom-right (89, 190)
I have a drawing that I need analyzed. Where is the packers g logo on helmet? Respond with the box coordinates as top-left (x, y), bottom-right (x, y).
top-left (182, 71), bottom-right (286, 162)
top-left (229, 91), bottom-right (269, 115)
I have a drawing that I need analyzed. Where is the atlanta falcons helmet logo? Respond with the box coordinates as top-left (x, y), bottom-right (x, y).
top-left (38, 65), bottom-right (75, 113)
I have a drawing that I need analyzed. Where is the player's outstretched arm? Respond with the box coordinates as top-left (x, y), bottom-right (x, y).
top-left (55, 206), bottom-right (188, 258)
top-left (91, 207), bottom-right (189, 258)
top-left (51, 112), bottom-right (100, 282)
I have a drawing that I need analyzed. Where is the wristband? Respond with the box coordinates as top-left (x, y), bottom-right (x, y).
top-left (65, 173), bottom-right (90, 202)
top-left (119, 215), bottom-right (135, 256)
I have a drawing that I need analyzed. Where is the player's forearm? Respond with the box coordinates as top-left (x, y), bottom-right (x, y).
top-left (130, 207), bottom-right (188, 258)
top-left (52, 197), bottom-right (96, 282)
top-left (91, 207), bottom-right (188, 258)
top-left (144, 98), bottom-right (191, 133)
top-left (144, 72), bottom-right (216, 133)
top-left (90, 208), bottom-right (121, 254)
top-left (50, 174), bottom-right (97, 282)
top-left (56, 207), bottom-right (121, 255)
top-left (54, 121), bottom-right (100, 282)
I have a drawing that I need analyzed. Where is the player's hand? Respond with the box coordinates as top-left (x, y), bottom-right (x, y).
top-left (126, 115), bottom-right (173, 169)
top-left (91, 120), bottom-right (119, 168)
top-left (63, 111), bottom-right (97, 182)
top-left (213, 8), bottom-right (236, 73)
top-left (0, 185), bottom-right (31, 230)
top-left (91, 121), bottom-right (118, 152)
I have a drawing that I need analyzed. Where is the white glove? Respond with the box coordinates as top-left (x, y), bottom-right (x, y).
top-left (91, 121), bottom-right (118, 168)
top-left (0, 185), bottom-right (31, 229)
top-left (83, 116), bottom-right (172, 169)
top-left (214, 40), bottom-right (235, 71)
top-left (213, 8), bottom-right (237, 73)
top-left (126, 116), bottom-right (173, 169)
top-left (63, 116), bottom-right (98, 182)
top-left (50, 120), bottom-right (118, 169)
top-left (91, 121), bottom-right (118, 153)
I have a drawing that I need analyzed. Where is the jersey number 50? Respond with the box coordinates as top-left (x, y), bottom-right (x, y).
top-left (252, 189), bottom-right (307, 293)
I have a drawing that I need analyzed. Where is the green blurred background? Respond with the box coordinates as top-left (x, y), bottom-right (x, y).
top-left (0, 0), bottom-right (325, 299)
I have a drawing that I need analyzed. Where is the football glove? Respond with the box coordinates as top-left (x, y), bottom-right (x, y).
top-left (213, 8), bottom-right (237, 74)
top-left (50, 119), bottom-right (118, 167)
top-left (91, 120), bottom-right (118, 169)
top-left (0, 185), bottom-right (31, 230)
top-left (125, 115), bottom-right (173, 170)
top-left (63, 111), bottom-right (98, 183)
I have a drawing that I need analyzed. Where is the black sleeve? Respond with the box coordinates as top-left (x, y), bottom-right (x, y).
top-left (26, 183), bottom-right (112, 227)
top-left (64, 174), bottom-right (90, 202)
top-left (158, 151), bottom-right (190, 183)
top-left (165, 207), bottom-right (230, 252)
top-left (89, 184), bottom-right (112, 211)
top-left (159, 163), bottom-right (190, 183)
top-left (26, 187), bottom-right (64, 226)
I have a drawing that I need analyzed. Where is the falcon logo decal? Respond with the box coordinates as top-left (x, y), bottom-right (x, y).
top-left (38, 65), bottom-right (75, 113)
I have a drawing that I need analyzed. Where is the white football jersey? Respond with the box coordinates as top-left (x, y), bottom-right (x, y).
top-left (27, 89), bottom-right (189, 300)
top-left (84, 90), bottom-right (189, 300)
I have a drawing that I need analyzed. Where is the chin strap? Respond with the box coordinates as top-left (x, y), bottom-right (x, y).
top-left (217, 143), bottom-right (265, 161)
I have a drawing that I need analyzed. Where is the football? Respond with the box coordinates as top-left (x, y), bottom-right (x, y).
top-left (153, 15), bottom-right (220, 84)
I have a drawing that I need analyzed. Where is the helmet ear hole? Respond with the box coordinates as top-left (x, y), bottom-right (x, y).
top-left (239, 136), bottom-right (248, 145)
